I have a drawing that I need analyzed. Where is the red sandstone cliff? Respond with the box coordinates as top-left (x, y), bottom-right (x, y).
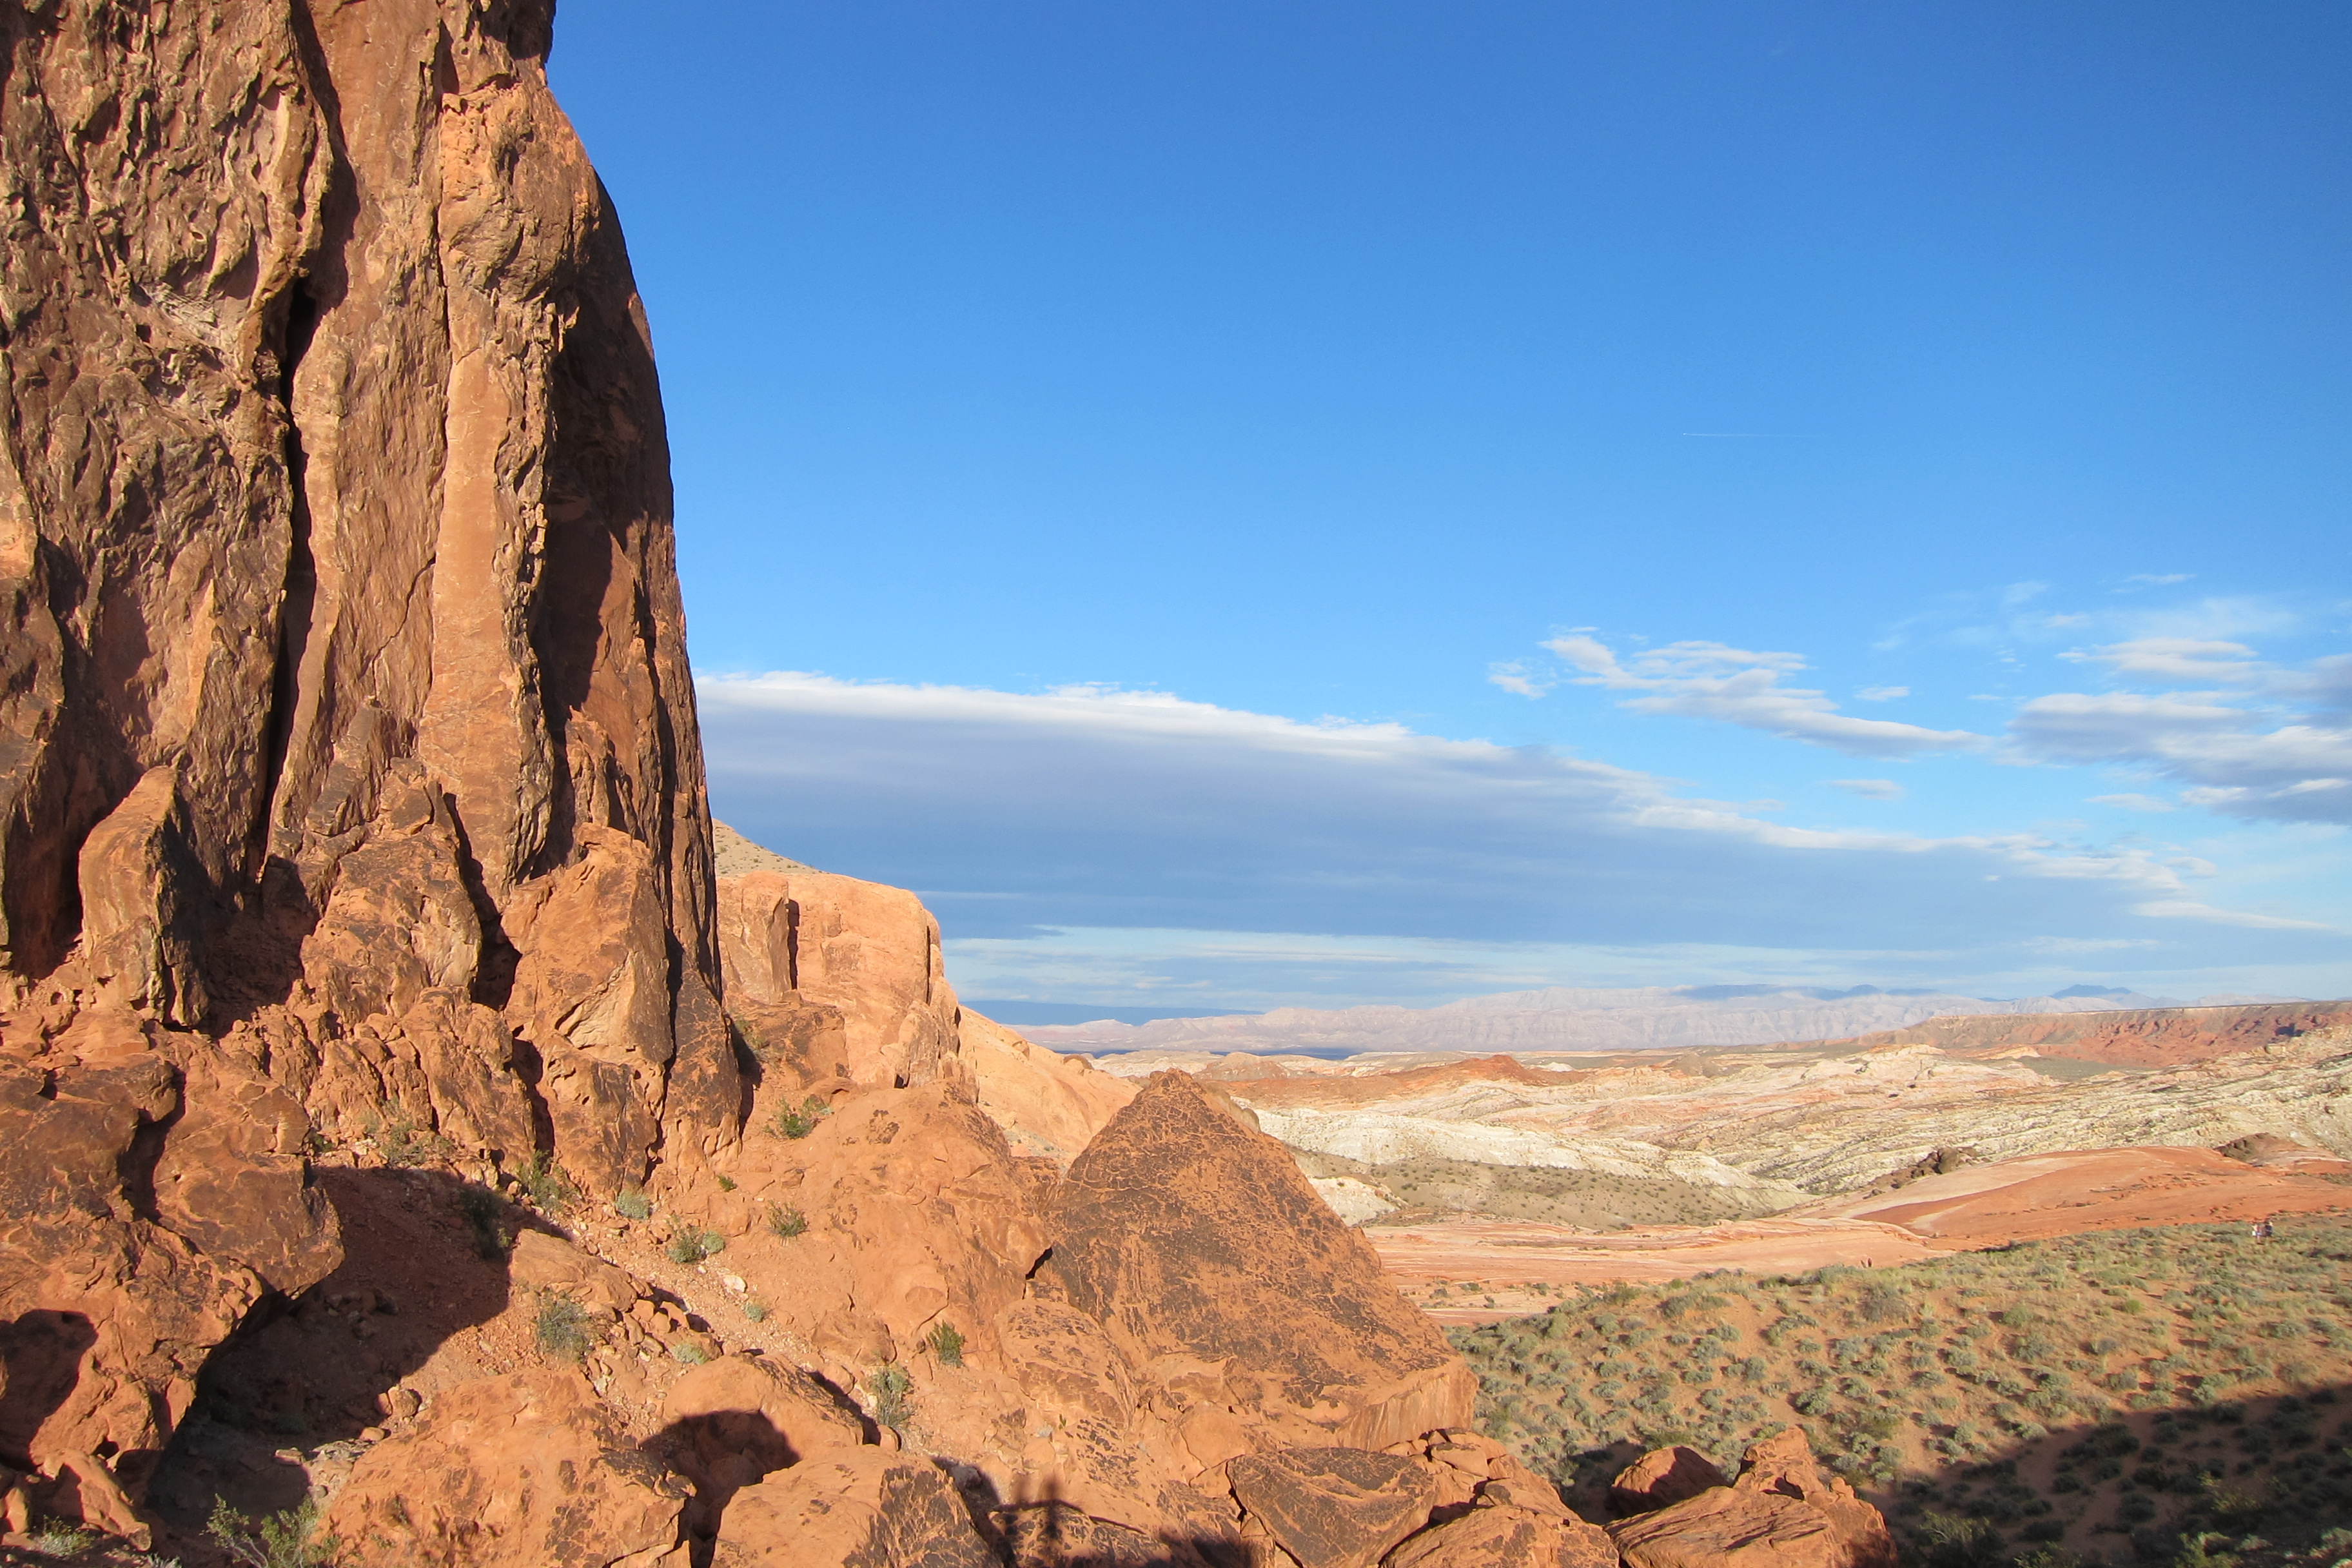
top-left (0, 0), bottom-right (722, 1523)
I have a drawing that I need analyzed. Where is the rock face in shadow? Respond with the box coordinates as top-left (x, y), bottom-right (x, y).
top-left (1048, 1072), bottom-right (1476, 1452)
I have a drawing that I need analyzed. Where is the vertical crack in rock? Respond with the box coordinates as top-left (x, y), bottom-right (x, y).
top-left (257, 276), bottom-right (322, 876)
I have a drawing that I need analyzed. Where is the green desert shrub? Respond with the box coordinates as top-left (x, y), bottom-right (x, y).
top-left (535, 1295), bottom-right (591, 1361)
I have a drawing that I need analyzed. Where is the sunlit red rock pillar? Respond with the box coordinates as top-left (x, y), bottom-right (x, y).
top-left (0, 0), bottom-right (732, 1190)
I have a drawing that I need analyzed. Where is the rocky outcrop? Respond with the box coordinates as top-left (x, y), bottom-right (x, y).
top-left (326, 1371), bottom-right (689, 1568)
top-left (965, 1006), bottom-right (1137, 1166)
top-left (718, 865), bottom-right (965, 1092)
top-left (1607, 1430), bottom-right (1894, 1568)
top-left (1228, 1446), bottom-right (1437, 1568)
top-left (0, 1006), bottom-right (336, 1497)
top-left (0, 0), bottom-right (725, 1505)
top-left (710, 1448), bottom-right (999, 1568)
top-left (1609, 1448), bottom-right (1727, 1517)
top-left (1048, 1073), bottom-right (1475, 1453)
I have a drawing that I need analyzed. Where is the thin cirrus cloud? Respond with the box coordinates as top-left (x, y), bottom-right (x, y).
top-left (2090, 793), bottom-right (2177, 813)
top-left (1828, 779), bottom-right (1905, 800)
top-left (693, 672), bottom-right (2339, 986)
top-left (1493, 632), bottom-right (1986, 759)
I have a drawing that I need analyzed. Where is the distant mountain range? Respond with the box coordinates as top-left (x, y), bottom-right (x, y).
top-left (1015, 983), bottom-right (2307, 1055)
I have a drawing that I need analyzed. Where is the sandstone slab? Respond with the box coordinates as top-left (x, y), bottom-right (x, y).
top-left (326, 1369), bottom-right (687, 1567)
top-left (1226, 1446), bottom-right (1436, 1568)
top-left (710, 1447), bottom-right (997, 1568)
top-left (1048, 1072), bottom-right (1473, 1450)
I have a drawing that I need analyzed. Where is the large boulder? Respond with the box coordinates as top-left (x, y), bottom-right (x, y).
top-left (1727, 1429), bottom-right (1894, 1568)
top-left (1386, 1503), bottom-right (1620, 1568)
top-left (1608, 1428), bottom-right (1894, 1568)
top-left (1608, 1486), bottom-right (1842, 1568)
top-left (1046, 1072), bottom-right (1475, 1451)
top-left (326, 1370), bottom-right (688, 1567)
top-left (1225, 1446), bottom-right (1436, 1568)
top-left (1610, 1447), bottom-right (1728, 1517)
top-left (711, 1447), bottom-right (998, 1567)
top-left (656, 1355), bottom-right (867, 1536)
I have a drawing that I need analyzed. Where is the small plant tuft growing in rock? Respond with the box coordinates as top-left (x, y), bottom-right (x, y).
top-left (513, 1153), bottom-right (580, 1213)
top-left (769, 1094), bottom-right (830, 1140)
top-left (925, 1321), bottom-right (966, 1367)
top-left (207, 1496), bottom-right (342, 1568)
top-left (767, 1203), bottom-right (808, 1239)
top-left (613, 1187), bottom-right (652, 1221)
top-left (458, 1184), bottom-right (508, 1260)
top-left (666, 1226), bottom-right (727, 1265)
top-left (535, 1295), bottom-right (591, 1362)
top-left (869, 1362), bottom-right (914, 1429)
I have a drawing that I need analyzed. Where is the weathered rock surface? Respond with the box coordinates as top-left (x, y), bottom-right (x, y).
top-left (965, 1006), bottom-right (1137, 1166)
top-left (718, 865), bottom-right (966, 1091)
top-left (1386, 1502), bottom-right (1619, 1568)
top-left (1607, 1429), bottom-right (1894, 1568)
top-left (1226, 1446), bottom-right (1436, 1568)
top-left (327, 1369), bottom-right (689, 1568)
top-left (710, 1447), bottom-right (998, 1568)
top-left (1050, 1073), bottom-right (1475, 1453)
top-left (0, 0), bottom-right (725, 1508)
top-left (656, 1355), bottom-right (865, 1536)
top-left (1609, 1447), bottom-right (1727, 1517)
top-left (0, 1008), bottom-right (334, 1496)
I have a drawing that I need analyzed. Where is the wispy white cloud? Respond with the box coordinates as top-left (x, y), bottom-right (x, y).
top-left (1533, 634), bottom-right (1987, 758)
top-left (2118, 573), bottom-right (2193, 591)
top-left (1828, 778), bottom-right (1904, 799)
top-left (2061, 638), bottom-right (2263, 684)
top-left (1486, 661), bottom-right (1553, 698)
top-left (1856, 685), bottom-right (1909, 701)
top-left (2091, 793), bottom-right (2176, 813)
top-left (2007, 643), bottom-right (2352, 825)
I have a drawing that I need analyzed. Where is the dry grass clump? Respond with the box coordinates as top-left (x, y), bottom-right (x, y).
top-left (1450, 1215), bottom-right (2352, 1568)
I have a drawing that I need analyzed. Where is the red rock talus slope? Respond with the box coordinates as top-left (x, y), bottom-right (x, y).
top-left (1822, 999), bottom-right (2352, 1068)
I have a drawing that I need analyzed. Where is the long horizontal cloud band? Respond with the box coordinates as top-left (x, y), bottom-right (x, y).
top-left (696, 674), bottom-right (2340, 964)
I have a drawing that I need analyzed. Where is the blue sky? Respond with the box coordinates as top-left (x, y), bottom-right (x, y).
top-left (553, 1), bottom-right (2352, 1012)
